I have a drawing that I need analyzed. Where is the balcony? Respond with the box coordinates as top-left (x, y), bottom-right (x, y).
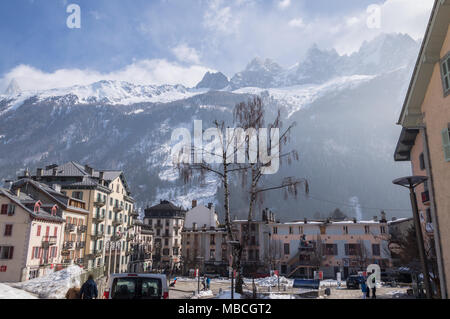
top-left (42, 236), bottom-right (57, 248)
top-left (421, 191), bottom-right (430, 205)
top-left (127, 234), bottom-right (135, 241)
top-left (92, 249), bottom-right (102, 258)
top-left (65, 224), bottom-right (76, 233)
top-left (76, 241), bottom-right (86, 249)
top-left (77, 225), bottom-right (87, 233)
top-left (113, 204), bottom-right (124, 213)
top-left (62, 259), bottom-right (72, 265)
top-left (155, 224), bottom-right (163, 229)
top-left (91, 230), bottom-right (104, 240)
top-left (111, 233), bottom-right (123, 241)
top-left (61, 250), bottom-right (70, 256)
top-left (93, 198), bottom-right (106, 207)
top-left (92, 213), bottom-right (105, 224)
top-left (112, 217), bottom-right (123, 226)
top-left (130, 210), bottom-right (139, 217)
top-left (63, 241), bottom-right (74, 250)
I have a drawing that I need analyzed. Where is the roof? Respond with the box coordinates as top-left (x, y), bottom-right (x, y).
top-left (394, 128), bottom-right (420, 161)
top-left (397, 0), bottom-right (450, 127)
top-left (0, 188), bottom-right (64, 223)
top-left (32, 161), bottom-right (131, 195)
top-left (144, 200), bottom-right (186, 218)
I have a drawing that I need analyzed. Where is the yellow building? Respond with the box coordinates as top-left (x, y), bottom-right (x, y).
top-left (395, 0), bottom-right (450, 298)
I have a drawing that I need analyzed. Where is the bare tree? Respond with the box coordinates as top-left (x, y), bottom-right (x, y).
top-left (176, 96), bottom-right (309, 294)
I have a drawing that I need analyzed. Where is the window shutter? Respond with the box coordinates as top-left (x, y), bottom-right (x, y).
top-left (442, 57), bottom-right (450, 93)
top-left (9, 247), bottom-right (14, 259)
top-left (441, 128), bottom-right (450, 162)
top-left (37, 225), bottom-right (41, 236)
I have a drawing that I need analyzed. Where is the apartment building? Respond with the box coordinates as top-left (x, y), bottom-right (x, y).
top-left (10, 177), bottom-right (89, 268)
top-left (30, 162), bottom-right (136, 273)
top-left (0, 187), bottom-right (64, 282)
top-left (128, 218), bottom-right (154, 273)
top-left (181, 200), bottom-right (228, 275)
top-left (271, 215), bottom-right (390, 279)
top-left (144, 200), bottom-right (185, 272)
top-left (394, 0), bottom-right (450, 298)
top-left (230, 208), bottom-right (277, 276)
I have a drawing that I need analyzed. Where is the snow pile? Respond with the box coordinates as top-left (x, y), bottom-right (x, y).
top-left (0, 283), bottom-right (38, 299)
top-left (215, 290), bottom-right (242, 299)
top-left (249, 276), bottom-right (293, 287)
top-left (10, 266), bottom-right (83, 299)
top-left (192, 290), bottom-right (213, 299)
top-left (263, 293), bottom-right (296, 299)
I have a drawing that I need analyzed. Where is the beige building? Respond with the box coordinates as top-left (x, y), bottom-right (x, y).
top-left (30, 162), bottom-right (137, 274)
top-left (394, 0), bottom-right (450, 298)
top-left (0, 187), bottom-right (65, 282)
top-left (271, 215), bottom-right (390, 279)
top-left (181, 201), bottom-right (229, 275)
top-left (144, 200), bottom-right (185, 272)
top-left (128, 218), bottom-right (154, 273)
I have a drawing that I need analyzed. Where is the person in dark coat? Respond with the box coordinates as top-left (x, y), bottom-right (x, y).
top-left (371, 276), bottom-right (377, 299)
top-left (80, 275), bottom-right (98, 299)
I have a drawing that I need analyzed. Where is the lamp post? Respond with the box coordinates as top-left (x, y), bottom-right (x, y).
top-left (196, 256), bottom-right (204, 295)
top-left (393, 176), bottom-right (432, 299)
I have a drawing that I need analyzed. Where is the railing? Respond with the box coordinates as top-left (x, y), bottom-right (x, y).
top-left (91, 230), bottom-right (104, 239)
top-left (65, 224), bottom-right (76, 233)
top-left (42, 236), bottom-right (57, 247)
top-left (93, 213), bottom-right (105, 223)
top-left (111, 233), bottom-right (123, 241)
top-left (63, 241), bottom-right (74, 250)
top-left (113, 204), bottom-right (124, 213)
top-left (94, 198), bottom-right (106, 207)
top-left (76, 241), bottom-right (86, 249)
top-left (62, 259), bottom-right (72, 265)
top-left (76, 258), bottom-right (84, 265)
top-left (78, 225), bottom-right (87, 233)
top-left (112, 218), bottom-right (123, 226)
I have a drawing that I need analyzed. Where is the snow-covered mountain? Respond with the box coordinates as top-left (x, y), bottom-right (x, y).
top-left (0, 33), bottom-right (419, 221)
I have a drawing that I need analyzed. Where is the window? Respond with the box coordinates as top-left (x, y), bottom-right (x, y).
top-left (163, 248), bottom-right (169, 256)
top-left (4, 225), bottom-right (13, 236)
top-left (0, 246), bottom-right (14, 259)
top-left (372, 244), bottom-right (381, 256)
top-left (36, 225), bottom-right (41, 236)
top-left (343, 226), bottom-right (349, 235)
top-left (1, 204), bottom-right (15, 216)
top-left (325, 244), bottom-right (338, 256)
top-left (0, 204), bottom-right (7, 215)
top-left (364, 226), bottom-right (370, 234)
top-left (441, 127), bottom-right (450, 162)
top-left (380, 226), bottom-right (386, 234)
top-left (419, 153), bottom-right (426, 170)
top-left (284, 243), bottom-right (290, 255)
top-left (273, 227), bottom-right (278, 234)
top-left (299, 226), bottom-right (303, 234)
top-left (441, 53), bottom-right (450, 96)
top-left (289, 227), bottom-right (293, 235)
top-left (345, 243), bottom-right (360, 256)
top-left (72, 192), bottom-right (83, 200)
top-left (426, 208), bottom-right (432, 223)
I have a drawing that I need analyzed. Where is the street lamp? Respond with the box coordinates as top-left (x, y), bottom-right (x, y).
top-left (393, 176), bottom-right (432, 299)
top-left (227, 241), bottom-right (241, 299)
top-left (195, 256), bottom-right (205, 295)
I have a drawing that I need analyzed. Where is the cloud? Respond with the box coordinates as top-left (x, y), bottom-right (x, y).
top-left (278, 0), bottom-right (291, 10)
top-left (203, 0), bottom-right (236, 35)
top-left (288, 18), bottom-right (304, 28)
top-left (0, 60), bottom-right (214, 92)
top-left (171, 44), bottom-right (201, 64)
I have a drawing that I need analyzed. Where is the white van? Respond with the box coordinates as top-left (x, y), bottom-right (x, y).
top-left (104, 273), bottom-right (169, 299)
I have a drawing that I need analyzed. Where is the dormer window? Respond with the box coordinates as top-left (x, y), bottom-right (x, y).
top-left (441, 52), bottom-right (450, 96)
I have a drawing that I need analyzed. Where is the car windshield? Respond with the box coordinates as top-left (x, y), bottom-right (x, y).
top-left (111, 277), bottom-right (162, 299)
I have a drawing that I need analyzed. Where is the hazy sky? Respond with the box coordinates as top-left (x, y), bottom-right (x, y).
top-left (0, 0), bottom-right (435, 91)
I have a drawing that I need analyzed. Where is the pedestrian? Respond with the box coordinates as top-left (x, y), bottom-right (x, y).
top-left (371, 276), bottom-right (377, 299)
top-left (79, 274), bottom-right (98, 300)
top-left (361, 280), bottom-right (367, 299)
top-left (201, 277), bottom-right (206, 291)
top-left (206, 277), bottom-right (211, 290)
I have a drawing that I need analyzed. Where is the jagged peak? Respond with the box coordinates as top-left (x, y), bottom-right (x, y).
top-left (4, 79), bottom-right (21, 95)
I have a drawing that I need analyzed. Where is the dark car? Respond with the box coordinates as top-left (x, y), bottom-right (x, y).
top-left (346, 275), bottom-right (364, 289)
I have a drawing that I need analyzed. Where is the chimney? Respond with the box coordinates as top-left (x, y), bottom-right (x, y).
top-left (99, 171), bottom-right (104, 181)
top-left (373, 216), bottom-right (378, 222)
top-left (52, 168), bottom-right (57, 176)
top-left (84, 165), bottom-right (93, 175)
top-left (192, 200), bottom-right (197, 208)
top-left (304, 218), bottom-right (308, 224)
top-left (380, 211), bottom-right (387, 223)
top-left (207, 203), bottom-right (213, 210)
top-left (52, 184), bottom-right (61, 193)
top-left (193, 222), bottom-right (197, 231)
top-left (392, 217), bottom-right (397, 222)
top-left (15, 188), bottom-right (20, 197)
top-left (36, 168), bottom-right (43, 179)
top-left (353, 218), bottom-right (357, 223)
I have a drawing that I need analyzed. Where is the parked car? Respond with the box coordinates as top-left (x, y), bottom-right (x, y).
top-left (346, 275), bottom-right (364, 289)
top-left (104, 273), bottom-right (169, 299)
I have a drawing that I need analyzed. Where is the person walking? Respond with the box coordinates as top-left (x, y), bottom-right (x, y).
top-left (79, 275), bottom-right (98, 300)
top-left (371, 276), bottom-right (377, 299)
top-left (361, 280), bottom-right (368, 299)
top-left (206, 276), bottom-right (211, 290)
